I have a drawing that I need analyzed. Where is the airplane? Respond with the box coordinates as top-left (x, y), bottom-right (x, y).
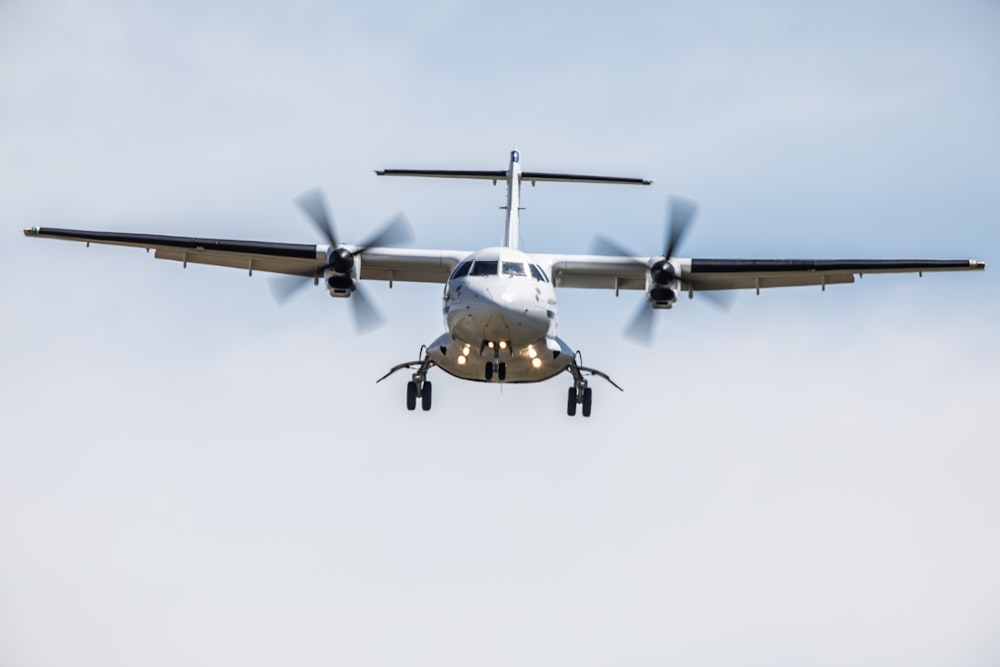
top-left (24, 149), bottom-right (986, 417)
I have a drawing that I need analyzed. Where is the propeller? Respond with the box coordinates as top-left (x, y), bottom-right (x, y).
top-left (269, 188), bottom-right (414, 333)
top-left (591, 196), bottom-right (732, 344)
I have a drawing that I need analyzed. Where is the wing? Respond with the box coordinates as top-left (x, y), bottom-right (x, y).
top-left (534, 253), bottom-right (985, 291)
top-left (23, 227), bottom-right (470, 284)
top-left (683, 258), bottom-right (986, 291)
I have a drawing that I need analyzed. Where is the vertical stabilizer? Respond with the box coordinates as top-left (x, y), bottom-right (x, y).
top-left (504, 149), bottom-right (522, 248)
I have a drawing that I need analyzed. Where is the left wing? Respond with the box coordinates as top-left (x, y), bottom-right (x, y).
top-left (535, 253), bottom-right (985, 291)
top-left (23, 227), bottom-right (470, 284)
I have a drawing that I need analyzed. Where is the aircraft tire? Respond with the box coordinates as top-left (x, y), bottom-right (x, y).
top-left (484, 363), bottom-right (494, 381)
top-left (406, 381), bottom-right (417, 411)
top-left (582, 387), bottom-right (593, 417)
top-left (498, 362), bottom-right (507, 381)
top-left (421, 381), bottom-right (433, 411)
top-left (567, 387), bottom-right (577, 416)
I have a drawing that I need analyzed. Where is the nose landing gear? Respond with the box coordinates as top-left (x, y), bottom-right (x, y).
top-left (482, 344), bottom-right (507, 382)
top-left (485, 360), bottom-right (507, 381)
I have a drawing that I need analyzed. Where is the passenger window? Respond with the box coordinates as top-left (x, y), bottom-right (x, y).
top-left (530, 264), bottom-right (549, 282)
top-left (469, 260), bottom-right (498, 276)
top-left (452, 261), bottom-right (473, 279)
top-left (502, 261), bottom-right (526, 277)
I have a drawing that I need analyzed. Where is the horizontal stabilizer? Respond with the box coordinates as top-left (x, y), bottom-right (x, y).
top-left (375, 169), bottom-right (506, 181)
top-left (376, 169), bottom-right (652, 186)
top-left (521, 171), bottom-right (652, 186)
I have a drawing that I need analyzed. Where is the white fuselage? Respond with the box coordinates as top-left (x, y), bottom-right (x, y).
top-left (426, 246), bottom-right (574, 382)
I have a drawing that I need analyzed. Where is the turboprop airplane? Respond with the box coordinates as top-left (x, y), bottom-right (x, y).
top-left (24, 150), bottom-right (985, 416)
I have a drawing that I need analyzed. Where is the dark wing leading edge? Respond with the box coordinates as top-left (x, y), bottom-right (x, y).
top-left (536, 253), bottom-right (984, 291)
top-left (683, 258), bottom-right (986, 292)
top-left (22, 227), bottom-right (469, 284)
top-left (24, 227), bottom-right (324, 276)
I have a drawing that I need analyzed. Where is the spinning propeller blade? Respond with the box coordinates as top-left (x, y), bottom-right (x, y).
top-left (664, 196), bottom-right (697, 261)
top-left (355, 213), bottom-right (414, 253)
top-left (351, 284), bottom-right (385, 333)
top-left (590, 236), bottom-right (645, 266)
top-left (271, 189), bottom-right (412, 332)
top-left (591, 196), bottom-right (731, 343)
top-left (269, 273), bottom-right (315, 304)
top-left (625, 301), bottom-right (655, 344)
top-left (295, 188), bottom-right (338, 248)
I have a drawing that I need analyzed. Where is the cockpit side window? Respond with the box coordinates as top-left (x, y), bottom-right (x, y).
top-left (469, 260), bottom-right (499, 276)
top-left (529, 264), bottom-right (549, 282)
top-left (502, 261), bottom-right (527, 277)
top-left (451, 261), bottom-right (473, 279)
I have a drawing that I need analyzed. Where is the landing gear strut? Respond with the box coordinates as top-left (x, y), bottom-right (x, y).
top-left (564, 354), bottom-right (622, 418)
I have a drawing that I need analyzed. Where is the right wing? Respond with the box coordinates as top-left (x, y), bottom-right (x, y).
top-left (534, 252), bottom-right (986, 291)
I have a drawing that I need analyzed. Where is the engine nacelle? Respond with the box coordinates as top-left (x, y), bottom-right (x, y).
top-left (325, 247), bottom-right (359, 298)
top-left (649, 285), bottom-right (677, 309)
top-left (647, 260), bottom-right (679, 309)
top-left (326, 273), bottom-right (357, 297)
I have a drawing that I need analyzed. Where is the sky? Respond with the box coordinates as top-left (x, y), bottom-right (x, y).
top-left (1, 1), bottom-right (999, 665)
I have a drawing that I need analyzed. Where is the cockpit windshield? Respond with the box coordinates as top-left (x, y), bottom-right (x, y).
top-left (451, 261), bottom-right (473, 279)
top-left (469, 260), bottom-right (499, 276)
top-left (529, 264), bottom-right (549, 282)
top-left (502, 261), bottom-right (526, 277)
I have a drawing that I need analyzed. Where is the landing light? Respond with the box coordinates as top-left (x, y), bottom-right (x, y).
top-left (527, 346), bottom-right (538, 359)
top-left (457, 355), bottom-right (467, 365)
top-left (499, 340), bottom-right (508, 350)
top-left (487, 341), bottom-right (495, 349)
top-left (531, 358), bottom-right (542, 369)
top-left (462, 345), bottom-right (471, 356)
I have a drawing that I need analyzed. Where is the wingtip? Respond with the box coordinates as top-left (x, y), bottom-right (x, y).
top-left (23, 227), bottom-right (39, 237)
top-left (972, 259), bottom-right (986, 270)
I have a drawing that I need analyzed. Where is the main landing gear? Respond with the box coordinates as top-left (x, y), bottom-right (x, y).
top-left (564, 354), bottom-right (623, 418)
top-left (566, 385), bottom-right (593, 417)
top-left (406, 378), bottom-right (432, 411)
top-left (377, 347), bottom-right (436, 412)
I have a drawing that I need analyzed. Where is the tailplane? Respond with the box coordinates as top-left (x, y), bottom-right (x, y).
top-left (376, 149), bottom-right (652, 248)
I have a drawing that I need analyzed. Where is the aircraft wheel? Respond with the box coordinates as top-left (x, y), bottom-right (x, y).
top-left (421, 381), bottom-right (433, 411)
top-left (484, 362), bottom-right (494, 381)
top-left (581, 387), bottom-right (593, 418)
top-left (567, 387), bottom-right (577, 416)
top-left (498, 362), bottom-right (507, 381)
top-left (406, 381), bottom-right (417, 411)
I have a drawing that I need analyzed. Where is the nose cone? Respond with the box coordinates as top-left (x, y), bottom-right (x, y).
top-left (447, 281), bottom-right (548, 345)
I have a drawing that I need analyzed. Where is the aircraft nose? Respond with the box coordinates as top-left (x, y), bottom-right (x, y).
top-left (447, 280), bottom-right (549, 342)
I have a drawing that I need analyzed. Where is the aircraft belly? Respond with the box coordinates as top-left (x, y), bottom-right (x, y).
top-left (426, 332), bottom-right (570, 383)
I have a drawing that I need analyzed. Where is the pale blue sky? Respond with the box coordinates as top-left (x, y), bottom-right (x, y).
top-left (2, 2), bottom-right (998, 666)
